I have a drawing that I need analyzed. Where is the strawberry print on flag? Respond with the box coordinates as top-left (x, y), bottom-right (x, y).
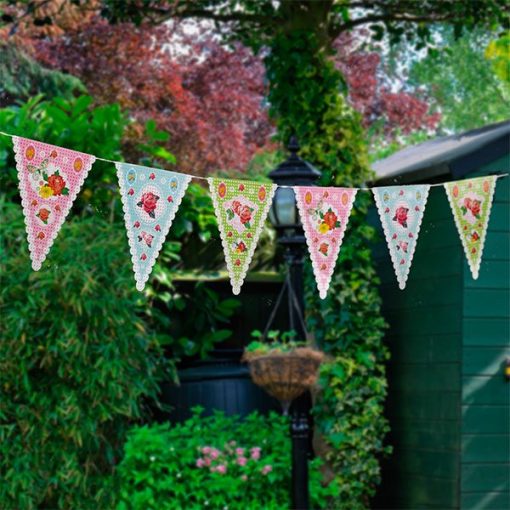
top-left (208, 178), bottom-right (276, 295)
top-left (295, 187), bottom-right (357, 299)
top-left (116, 163), bottom-right (191, 291)
top-left (444, 176), bottom-right (496, 279)
top-left (372, 185), bottom-right (430, 289)
top-left (12, 136), bottom-right (95, 270)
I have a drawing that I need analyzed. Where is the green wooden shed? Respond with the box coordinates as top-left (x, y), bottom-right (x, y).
top-left (370, 121), bottom-right (510, 510)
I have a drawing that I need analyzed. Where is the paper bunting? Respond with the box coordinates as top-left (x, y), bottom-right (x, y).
top-left (116, 163), bottom-right (191, 291)
top-left (12, 137), bottom-right (95, 270)
top-left (294, 187), bottom-right (357, 299)
top-left (373, 185), bottom-right (430, 289)
top-left (444, 176), bottom-right (496, 279)
top-left (208, 178), bottom-right (276, 294)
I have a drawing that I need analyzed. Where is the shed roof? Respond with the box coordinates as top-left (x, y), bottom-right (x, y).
top-left (372, 120), bottom-right (510, 184)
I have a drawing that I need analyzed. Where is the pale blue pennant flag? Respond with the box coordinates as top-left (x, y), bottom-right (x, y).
top-left (116, 163), bottom-right (191, 290)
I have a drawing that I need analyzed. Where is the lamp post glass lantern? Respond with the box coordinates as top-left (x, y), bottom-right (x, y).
top-left (268, 137), bottom-right (321, 510)
top-left (268, 136), bottom-right (321, 243)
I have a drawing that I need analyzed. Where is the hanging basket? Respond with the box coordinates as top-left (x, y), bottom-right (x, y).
top-left (244, 348), bottom-right (324, 413)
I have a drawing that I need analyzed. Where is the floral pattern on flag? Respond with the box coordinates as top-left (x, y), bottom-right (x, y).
top-left (372, 185), bottom-right (430, 289)
top-left (208, 178), bottom-right (276, 295)
top-left (12, 137), bottom-right (95, 270)
top-left (444, 176), bottom-right (496, 279)
top-left (294, 187), bottom-right (357, 299)
top-left (116, 163), bottom-right (191, 291)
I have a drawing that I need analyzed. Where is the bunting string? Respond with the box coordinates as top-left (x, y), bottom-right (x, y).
top-left (0, 131), bottom-right (508, 296)
top-left (0, 130), bottom-right (507, 190)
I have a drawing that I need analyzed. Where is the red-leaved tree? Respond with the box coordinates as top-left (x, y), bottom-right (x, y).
top-left (33, 20), bottom-right (272, 175)
top-left (334, 32), bottom-right (441, 139)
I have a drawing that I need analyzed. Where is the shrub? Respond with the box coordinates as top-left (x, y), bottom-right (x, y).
top-left (116, 408), bottom-right (337, 510)
top-left (0, 199), bottom-right (167, 508)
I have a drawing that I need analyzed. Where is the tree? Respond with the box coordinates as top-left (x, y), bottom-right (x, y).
top-left (486, 32), bottom-right (510, 84)
top-left (0, 40), bottom-right (84, 107)
top-left (6, 15), bottom-right (272, 176)
top-left (333, 31), bottom-right (440, 147)
top-left (407, 27), bottom-right (510, 132)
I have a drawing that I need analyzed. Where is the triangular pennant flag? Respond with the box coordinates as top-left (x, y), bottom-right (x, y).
top-left (444, 176), bottom-right (496, 279)
top-left (208, 178), bottom-right (276, 295)
top-left (12, 136), bottom-right (96, 270)
top-left (372, 185), bottom-right (430, 289)
top-left (295, 187), bottom-right (357, 299)
top-left (116, 163), bottom-right (191, 291)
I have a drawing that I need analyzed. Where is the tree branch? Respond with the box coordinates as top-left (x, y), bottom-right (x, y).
top-left (330, 11), bottom-right (463, 39)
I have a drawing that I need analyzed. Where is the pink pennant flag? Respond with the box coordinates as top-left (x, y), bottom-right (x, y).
top-left (294, 187), bottom-right (357, 299)
top-left (12, 137), bottom-right (95, 270)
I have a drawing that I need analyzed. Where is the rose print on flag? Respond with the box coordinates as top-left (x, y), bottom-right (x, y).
top-left (372, 185), bottom-right (430, 290)
top-left (116, 163), bottom-right (191, 291)
top-left (294, 187), bottom-right (357, 299)
top-left (12, 137), bottom-right (95, 270)
top-left (208, 178), bottom-right (276, 295)
top-left (444, 176), bottom-right (496, 279)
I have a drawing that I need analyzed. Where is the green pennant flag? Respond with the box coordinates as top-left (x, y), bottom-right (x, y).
top-left (444, 176), bottom-right (497, 279)
top-left (208, 178), bottom-right (276, 294)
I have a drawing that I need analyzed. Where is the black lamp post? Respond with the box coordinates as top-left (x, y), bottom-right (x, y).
top-left (268, 137), bottom-right (321, 510)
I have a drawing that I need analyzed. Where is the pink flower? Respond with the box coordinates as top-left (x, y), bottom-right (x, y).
top-left (196, 458), bottom-right (205, 468)
top-left (250, 447), bottom-right (261, 460)
top-left (210, 449), bottom-right (220, 460)
top-left (149, 173), bottom-right (155, 180)
top-left (235, 448), bottom-right (245, 456)
top-left (261, 465), bottom-right (273, 475)
top-left (393, 206), bottom-right (409, 228)
top-left (202, 446), bottom-right (211, 455)
top-left (237, 457), bottom-right (247, 466)
top-left (137, 191), bottom-right (160, 218)
top-left (204, 458), bottom-right (211, 467)
top-left (216, 464), bottom-right (227, 474)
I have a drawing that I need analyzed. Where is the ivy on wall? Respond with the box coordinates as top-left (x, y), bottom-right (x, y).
top-left (265, 30), bottom-right (390, 508)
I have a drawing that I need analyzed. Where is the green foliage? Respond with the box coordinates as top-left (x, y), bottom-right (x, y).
top-left (266, 30), bottom-right (389, 508)
top-left (485, 32), bottom-right (510, 84)
top-left (0, 94), bottom-right (127, 216)
top-left (368, 130), bottom-right (432, 163)
top-left (245, 330), bottom-right (305, 356)
top-left (408, 27), bottom-right (510, 132)
top-left (147, 277), bottom-right (241, 360)
top-left (116, 408), bottom-right (337, 509)
top-left (266, 31), bottom-right (371, 187)
top-left (0, 199), bottom-right (167, 509)
top-left (0, 40), bottom-right (85, 106)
